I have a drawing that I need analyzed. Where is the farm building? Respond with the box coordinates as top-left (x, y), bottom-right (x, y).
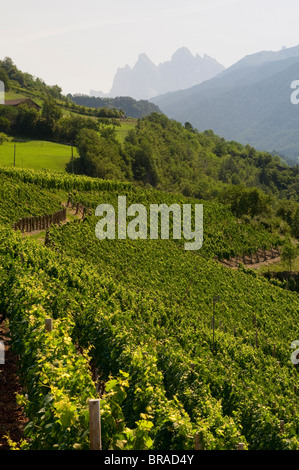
top-left (4, 98), bottom-right (41, 110)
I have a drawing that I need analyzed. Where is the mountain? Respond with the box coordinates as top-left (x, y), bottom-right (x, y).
top-left (151, 45), bottom-right (299, 164)
top-left (90, 47), bottom-right (225, 101)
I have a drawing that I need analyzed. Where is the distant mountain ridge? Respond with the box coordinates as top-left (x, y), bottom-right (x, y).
top-left (151, 44), bottom-right (299, 164)
top-left (90, 47), bottom-right (225, 100)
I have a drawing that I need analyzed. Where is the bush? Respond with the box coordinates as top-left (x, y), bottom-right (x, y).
top-left (0, 132), bottom-right (8, 144)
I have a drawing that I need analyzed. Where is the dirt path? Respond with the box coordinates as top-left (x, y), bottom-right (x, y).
top-left (0, 317), bottom-right (28, 450)
top-left (239, 255), bottom-right (281, 270)
top-left (219, 249), bottom-right (282, 271)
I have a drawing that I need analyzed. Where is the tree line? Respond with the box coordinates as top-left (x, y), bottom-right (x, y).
top-left (70, 113), bottom-right (299, 240)
top-left (67, 94), bottom-right (162, 119)
top-left (0, 96), bottom-right (122, 144)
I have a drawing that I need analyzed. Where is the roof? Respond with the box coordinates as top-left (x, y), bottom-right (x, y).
top-left (5, 99), bottom-right (27, 106)
top-left (4, 98), bottom-right (41, 108)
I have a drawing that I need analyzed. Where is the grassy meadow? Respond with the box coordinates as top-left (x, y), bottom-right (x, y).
top-left (0, 117), bottom-right (136, 172)
top-left (115, 118), bottom-right (137, 143)
top-left (0, 139), bottom-right (77, 172)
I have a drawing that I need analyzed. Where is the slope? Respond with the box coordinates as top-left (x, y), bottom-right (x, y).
top-left (151, 47), bottom-right (299, 163)
top-left (0, 168), bottom-right (298, 450)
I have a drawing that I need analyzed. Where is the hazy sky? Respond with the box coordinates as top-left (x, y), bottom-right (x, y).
top-left (1, 0), bottom-right (299, 95)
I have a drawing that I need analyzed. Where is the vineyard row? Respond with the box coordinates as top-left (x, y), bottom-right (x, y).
top-left (12, 208), bottom-right (67, 233)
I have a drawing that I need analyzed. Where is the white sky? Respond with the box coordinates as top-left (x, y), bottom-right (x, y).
top-left (1, 0), bottom-right (299, 95)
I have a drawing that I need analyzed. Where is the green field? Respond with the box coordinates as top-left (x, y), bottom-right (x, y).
top-left (4, 90), bottom-right (27, 100)
top-left (0, 140), bottom-right (77, 172)
top-left (115, 119), bottom-right (137, 143)
top-left (0, 117), bottom-right (136, 172)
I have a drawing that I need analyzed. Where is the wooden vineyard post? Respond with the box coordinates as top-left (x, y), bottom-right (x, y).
top-left (194, 433), bottom-right (203, 450)
top-left (45, 229), bottom-right (50, 246)
top-left (89, 399), bottom-right (102, 450)
top-left (237, 443), bottom-right (244, 450)
top-left (45, 319), bottom-right (53, 332)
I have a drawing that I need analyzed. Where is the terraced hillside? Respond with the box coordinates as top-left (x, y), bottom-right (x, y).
top-left (0, 168), bottom-right (298, 450)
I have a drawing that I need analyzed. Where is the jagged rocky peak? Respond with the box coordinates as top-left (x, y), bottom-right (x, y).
top-left (134, 53), bottom-right (157, 71)
top-left (94, 48), bottom-right (225, 100)
top-left (171, 47), bottom-right (194, 61)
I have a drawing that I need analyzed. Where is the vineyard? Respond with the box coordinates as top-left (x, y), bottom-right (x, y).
top-left (0, 168), bottom-right (299, 450)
